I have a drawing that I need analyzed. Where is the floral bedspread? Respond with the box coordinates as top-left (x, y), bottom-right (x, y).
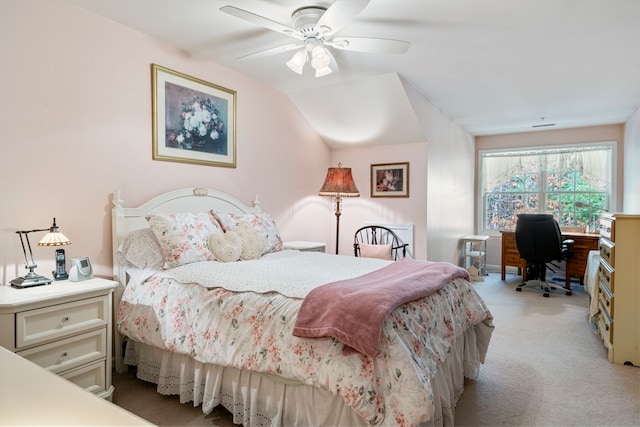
top-left (117, 258), bottom-right (493, 426)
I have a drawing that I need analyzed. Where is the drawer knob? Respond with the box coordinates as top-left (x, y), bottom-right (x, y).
top-left (58, 316), bottom-right (70, 328)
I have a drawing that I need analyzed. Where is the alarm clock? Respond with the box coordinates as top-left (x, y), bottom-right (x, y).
top-left (69, 257), bottom-right (93, 282)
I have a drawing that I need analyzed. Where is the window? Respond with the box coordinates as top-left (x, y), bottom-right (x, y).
top-left (479, 143), bottom-right (615, 233)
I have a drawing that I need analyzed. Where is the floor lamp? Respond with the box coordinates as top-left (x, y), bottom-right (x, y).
top-left (319, 163), bottom-right (360, 254)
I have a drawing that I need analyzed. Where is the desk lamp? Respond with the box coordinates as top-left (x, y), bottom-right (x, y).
top-left (319, 163), bottom-right (359, 254)
top-left (10, 218), bottom-right (72, 288)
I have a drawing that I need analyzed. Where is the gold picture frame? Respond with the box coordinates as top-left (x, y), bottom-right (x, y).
top-left (371, 162), bottom-right (410, 198)
top-left (151, 64), bottom-right (236, 167)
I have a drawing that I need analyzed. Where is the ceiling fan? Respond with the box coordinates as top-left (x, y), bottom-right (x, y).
top-left (220, 0), bottom-right (410, 77)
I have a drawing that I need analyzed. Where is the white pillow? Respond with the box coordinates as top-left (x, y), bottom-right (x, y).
top-left (235, 222), bottom-right (266, 260)
top-left (213, 212), bottom-right (283, 254)
top-left (208, 231), bottom-right (243, 263)
top-left (359, 243), bottom-right (392, 260)
top-left (146, 211), bottom-right (222, 269)
top-left (117, 228), bottom-right (164, 270)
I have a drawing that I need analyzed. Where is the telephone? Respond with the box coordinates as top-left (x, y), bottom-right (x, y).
top-left (53, 249), bottom-right (68, 280)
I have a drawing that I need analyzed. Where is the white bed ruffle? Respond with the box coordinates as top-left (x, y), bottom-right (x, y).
top-left (124, 320), bottom-right (491, 427)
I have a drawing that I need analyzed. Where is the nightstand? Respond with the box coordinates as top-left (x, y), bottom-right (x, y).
top-left (461, 235), bottom-right (489, 275)
top-left (0, 278), bottom-right (118, 400)
top-left (283, 241), bottom-right (326, 253)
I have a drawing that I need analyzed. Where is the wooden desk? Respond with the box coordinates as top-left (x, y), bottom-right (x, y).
top-left (500, 230), bottom-right (599, 289)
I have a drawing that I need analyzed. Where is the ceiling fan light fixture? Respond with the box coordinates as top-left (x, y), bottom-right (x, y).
top-left (314, 66), bottom-right (332, 77)
top-left (311, 46), bottom-right (331, 69)
top-left (286, 50), bottom-right (307, 74)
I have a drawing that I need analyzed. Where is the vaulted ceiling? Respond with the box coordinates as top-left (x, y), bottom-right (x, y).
top-left (68, 0), bottom-right (640, 147)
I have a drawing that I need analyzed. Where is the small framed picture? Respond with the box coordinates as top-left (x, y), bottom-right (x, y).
top-left (371, 162), bottom-right (410, 198)
top-left (151, 64), bottom-right (236, 168)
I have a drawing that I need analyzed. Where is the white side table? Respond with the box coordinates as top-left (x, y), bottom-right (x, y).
top-left (0, 277), bottom-right (118, 400)
top-left (283, 241), bottom-right (326, 253)
top-left (461, 235), bottom-right (489, 276)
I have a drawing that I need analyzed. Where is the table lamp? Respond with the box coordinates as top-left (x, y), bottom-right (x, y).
top-left (10, 218), bottom-right (72, 288)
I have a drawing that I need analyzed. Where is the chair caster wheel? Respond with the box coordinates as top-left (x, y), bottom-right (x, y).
top-left (566, 291), bottom-right (572, 296)
top-left (543, 292), bottom-right (550, 297)
top-left (516, 287), bottom-right (522, 292)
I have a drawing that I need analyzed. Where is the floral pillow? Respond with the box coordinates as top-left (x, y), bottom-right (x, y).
top-left (146, 211), bottom-right (222, 269)
top-left (213, 212), bottom-right (283, 254)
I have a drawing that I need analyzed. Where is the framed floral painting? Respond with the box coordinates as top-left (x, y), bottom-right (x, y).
top-left (371, 162), bottom-right (410, 198)
top-left (152, 64), bottom-right (236, 167)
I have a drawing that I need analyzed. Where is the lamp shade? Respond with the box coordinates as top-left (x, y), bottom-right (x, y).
top-left (319, 164), bottom-right (360, 197)
top-left (286, 50), bottom-right (307, 74)
top-left (37, 218), bottom-right (71, 246)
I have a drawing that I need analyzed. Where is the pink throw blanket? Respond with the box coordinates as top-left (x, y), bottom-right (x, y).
top-left (292, 258), bottom-right (470, 358)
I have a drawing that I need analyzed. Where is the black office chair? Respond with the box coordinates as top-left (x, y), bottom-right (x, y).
top-left (515, 214), bottom-right (574, 297)
top-left (354, 225), bottom-right (408, 260)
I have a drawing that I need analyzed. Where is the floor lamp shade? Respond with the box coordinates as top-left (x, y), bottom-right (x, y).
top-left (319, 164), bottom-right (359, 254)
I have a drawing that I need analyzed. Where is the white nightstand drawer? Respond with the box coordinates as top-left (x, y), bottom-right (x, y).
top-left (16, 295), bottom-right (109, 348)
top-left (17, 328), bottom-right (106, 374)
top-left (60, 359), bottom-right (107, 394)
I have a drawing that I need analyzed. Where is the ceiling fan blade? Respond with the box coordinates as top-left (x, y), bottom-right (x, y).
top-left (317, 0), bottom-right (370, 37)
top-left (220, 5), bottom-right (304, 40)
top-left (328, 37), bottom-right (410, 54)
top-left (236, 44), bottom-right (303, 60)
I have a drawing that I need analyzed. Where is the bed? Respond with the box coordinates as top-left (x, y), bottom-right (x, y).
top-left (112, 187), bottom-right (494, 426)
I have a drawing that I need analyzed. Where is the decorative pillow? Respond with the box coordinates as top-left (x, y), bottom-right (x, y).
top-left (213, 212), bottom-right (283, 254)
top-left (208, 231), bottom-right (243, 263)
top-left (235, 222), bottom-right (266, 260)
top-left (116, 228), bottom-right (164, 270)
top-left (146, 211), bottom-right (222, 269)
top-left (359, 243), bottom-right (393, 260)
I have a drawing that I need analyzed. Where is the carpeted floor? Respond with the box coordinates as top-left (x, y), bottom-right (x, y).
top-left (111, 272), bottom-right (640, 426)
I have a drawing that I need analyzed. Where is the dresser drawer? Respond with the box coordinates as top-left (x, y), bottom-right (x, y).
top-left (597, 300), bottom-right (613, 346)
top-left (598, 261), bottom-right (615, 292)
top-left (598, 281), bottom-right (613, 316)
top-left (17, 328), bottom-right (106, 374)
top-left (60, 359), bottom-right (107, 395)
top-left (599, 217), bottom-right (614, 240)
top-left (599, 238), bottom-right (614, 266)
top-left (16, 296), bottom-right (109, 348)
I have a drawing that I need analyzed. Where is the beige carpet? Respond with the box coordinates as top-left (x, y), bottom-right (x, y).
top-left (112, 272), bottom-right (640, 426)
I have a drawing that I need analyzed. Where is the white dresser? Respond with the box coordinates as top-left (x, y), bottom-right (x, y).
top-left (596, 213), bottom-right (640, 366)
top-left (0, 278), bottom-right (118, 399)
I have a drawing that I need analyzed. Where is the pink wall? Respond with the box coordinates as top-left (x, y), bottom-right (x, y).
top-left (330, 143), bottom-right (428, 258)
top-left (0, 0), bottom-right (332, 283)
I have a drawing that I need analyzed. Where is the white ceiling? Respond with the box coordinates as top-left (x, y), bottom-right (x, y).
top-left (68, 0), bottom-right (640, 143)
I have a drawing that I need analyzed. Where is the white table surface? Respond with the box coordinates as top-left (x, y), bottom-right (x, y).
top-left (0, 346), bottom-right (153, 425)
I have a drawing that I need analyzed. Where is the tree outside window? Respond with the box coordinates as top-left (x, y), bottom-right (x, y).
top-left (480, 144), bottom-right (614, 233)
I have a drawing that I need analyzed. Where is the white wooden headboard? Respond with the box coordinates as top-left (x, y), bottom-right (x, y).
top-left (111, 187), bottom-right (259, 371)
top-left (111, 187), bottom-right (260, 286)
